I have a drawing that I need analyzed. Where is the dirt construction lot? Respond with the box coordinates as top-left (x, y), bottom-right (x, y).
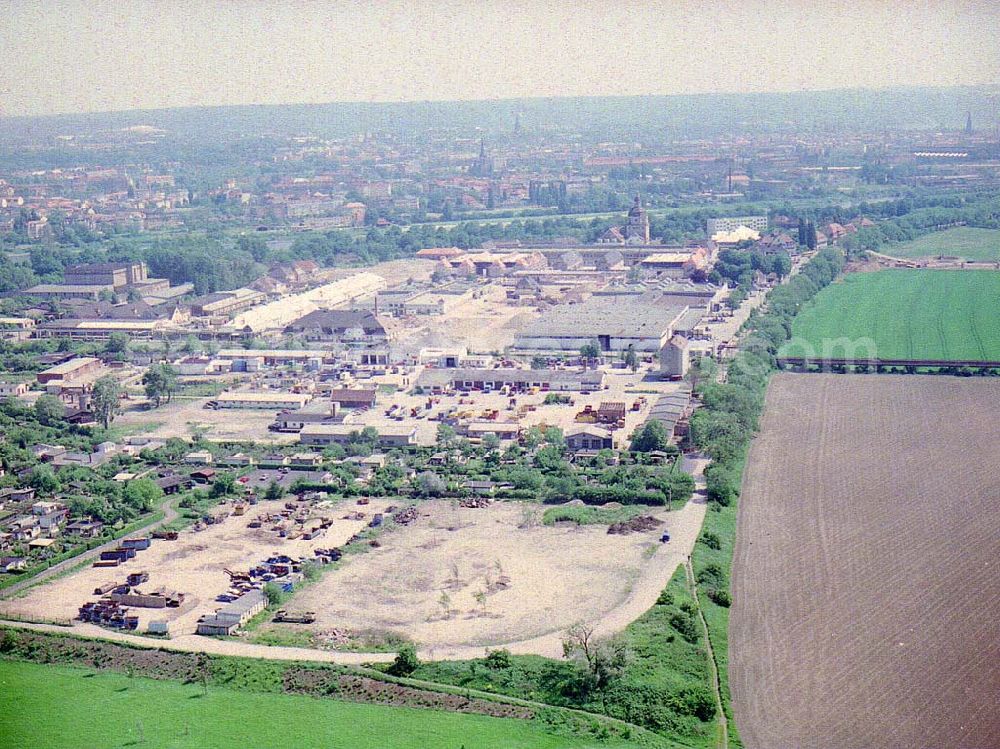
top-left (730, 374), bottom-right (1000, 749)
top-left (280, 498), bottom-right (702, 655)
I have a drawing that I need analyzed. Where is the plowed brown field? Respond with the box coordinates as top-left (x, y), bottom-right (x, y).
top-left (730, 374), bottom-right (1000, 749)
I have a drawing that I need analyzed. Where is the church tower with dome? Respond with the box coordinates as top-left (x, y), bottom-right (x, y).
top-left (625, 195), bottom-right (650, 243)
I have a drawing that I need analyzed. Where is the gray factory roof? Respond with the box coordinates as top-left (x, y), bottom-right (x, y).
top-left (672, 308), bottom-right (708, 334)
top-left (646, 391), bottom-right (692, 430)
top-left (418, 367), bottom-right (603, 387)
top-left (517, 296), bottom-right (689, 339)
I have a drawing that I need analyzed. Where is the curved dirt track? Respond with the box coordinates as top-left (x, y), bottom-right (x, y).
top-left (730, 374), bottom-right (1000, 749)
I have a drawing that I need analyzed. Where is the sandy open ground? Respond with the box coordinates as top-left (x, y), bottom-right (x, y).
top-left (116, 396), bottom-right (294, 443)
top-left (730, 374), bottom-right (1000, 749)
top-left (392, 295), bottom-right (541, 354)
top-left (1, 496), bottom-right (395, 636)
top-left (274, 496), bottom-right (706, 657)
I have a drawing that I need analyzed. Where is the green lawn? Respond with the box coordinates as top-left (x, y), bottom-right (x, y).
top-left (882, 227), bottom-right (1000, 261)
top-left (782, 270), bottom-right (1000, 360)
top-left (0, 660), bottom-right (645, 749)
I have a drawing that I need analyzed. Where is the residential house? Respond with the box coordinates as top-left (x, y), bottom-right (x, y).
top-left (565, 426), bottom-right (614, 453)
top-left (0, 556), bottom-right (26, 573)
top-left (328, 388), bottom-right (377, 410)
top-left (65, 518), bottom-right (105, 538)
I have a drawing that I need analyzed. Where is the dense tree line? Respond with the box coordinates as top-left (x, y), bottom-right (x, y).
top-left (691, 247), bottom-right (845, 504)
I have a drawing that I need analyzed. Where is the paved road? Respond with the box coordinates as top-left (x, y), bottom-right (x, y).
top-left (0, 498), bottom-right (181, 600)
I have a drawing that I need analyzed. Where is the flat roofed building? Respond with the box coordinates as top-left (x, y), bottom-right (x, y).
top-left (189, 288), bottom-right (266, 317)
top-left (706, 216), bottom-right (769, 234)
top-left (299, 423), bottom-right (416, 447)
top-left (64, 262), bottom-right (148, 289)
top-left (0, 317), bottom-right (35, 330)
top-left (216, 349), bottom-right (329, 365)
top-left (513, 296), bottom-right (690, 353)
top-left (212, 391), bottom-right (311, 410)
top-left (23, 284), bottom-right (113, 300)
top-left (328, 388), bottom-right (377, 409)
top-left (35, 319), bottom-right (163, 340)
top-left (197, 589), bottom-right (266, 636)
top-left (419, 367), bottom-right (604, 393)
top-left (37, 357), bottom-right (103, 384)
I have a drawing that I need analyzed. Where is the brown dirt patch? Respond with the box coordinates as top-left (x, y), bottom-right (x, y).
top-left (730, 374), bottom-right (1000, 749)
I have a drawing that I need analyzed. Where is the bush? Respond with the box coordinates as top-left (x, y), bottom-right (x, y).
top-left (671, 685), bottom-right (717, 721)
top-left (387, 643), bottom-right (420, 677)
top-left (484, 648), bottom-right (513, 670)
top-left (263, 582), bottom-right (286, 608)
top-left (699, 531), bottom-right (721, 550)
top-left (704, 462), bottom-right (739, 506)
top-left (696, 563), bottom-right (726, 589)
top-left (668, 607), bottom-right (700, 643)
top-left (707, 588), bottom-right (732, 607)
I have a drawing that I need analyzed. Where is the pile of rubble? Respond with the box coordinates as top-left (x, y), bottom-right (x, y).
top-left (459, 497), bottom-right (491, 509)
top-left (607, 515), bottom-right (663, 535)
top-left (391, 506), bottom-right (419, 525)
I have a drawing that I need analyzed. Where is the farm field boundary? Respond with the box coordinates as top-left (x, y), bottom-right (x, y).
top-left (776, 355), bottom-right (1000, 371)
top-left (782, 269), bottom-right (1000, 362)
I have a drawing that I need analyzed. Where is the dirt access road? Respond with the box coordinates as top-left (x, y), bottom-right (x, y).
top-left (730, 374), bottom-right (1000, 749)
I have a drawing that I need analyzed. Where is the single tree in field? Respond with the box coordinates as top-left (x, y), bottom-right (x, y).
top-left (387, 644), bottom-right (419, 677)
top-left (91, 375), bottom-right (123, 430)
top-left (105, 331), bottom-right (129, 355)
top-left (142, 363), bottom-right (178, 408)
top-left (438, 591), bottom-right (452, 619)
top-left (562, 623), bottom-right (632, 707)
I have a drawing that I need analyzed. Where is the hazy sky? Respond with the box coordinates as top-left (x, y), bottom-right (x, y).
top-left (2, 0), bottom-right (998, 116)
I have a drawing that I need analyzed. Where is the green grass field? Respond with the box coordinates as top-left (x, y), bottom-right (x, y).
top-left (882, 227), bottom-right (1000, 261)
top-left (0, 660), bottom-right (647, 749)
top-left (782, 270), bottom-right (1000, 361)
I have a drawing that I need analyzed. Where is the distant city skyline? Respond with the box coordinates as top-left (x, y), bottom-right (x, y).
top-left (2, 0), bottom-right (999, 117)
